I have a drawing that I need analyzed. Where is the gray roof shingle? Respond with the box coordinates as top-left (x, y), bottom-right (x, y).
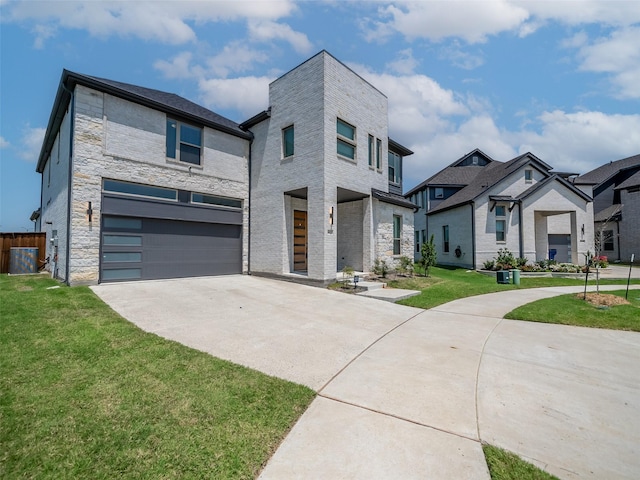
top-left (615, 170), bottom-right (640, 190)
top-left (574, 154), bottom-right (640, 185)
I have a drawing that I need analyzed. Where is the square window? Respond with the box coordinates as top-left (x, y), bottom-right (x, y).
top-left (337, 119), bottom-right (355, 140)
top-left (495, 205), bottom-right (505, 217)
top-left (435, 187), bottom-right (444, 199)
top-left (167, 118), bottom-right (202, 165)
top-left (282, 125), bottom-right (294, 158)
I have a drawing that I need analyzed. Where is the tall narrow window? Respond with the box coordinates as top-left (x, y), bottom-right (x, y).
top-left (415, 230), bottom-right (420, 253)
top-left (282, 125), bottom-right (294, 158)
top-left (603, 230), bottom-right (614, 251)
top-left (388, 151), bottom-right (401, 184)
top-left (443, 225), bottom-right (450, 253)
top-left (495, 205), bottom-right (506, 242)
top-left (393, 215), bottom-right (402, 255)
top-left (166, 118), bottom-right (202, 165)
top-left (376, 138), bottom-right (382, 169)
top-left (337, 118), bottom-right (356, 160)
top-left (368, 135), bottom-right (374, 167)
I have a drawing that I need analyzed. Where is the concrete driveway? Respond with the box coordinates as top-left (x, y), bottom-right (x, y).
top-left (92, 277), bottom-right (640, 479)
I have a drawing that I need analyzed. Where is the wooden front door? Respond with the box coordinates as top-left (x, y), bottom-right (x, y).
top-left (293, 210), bottom-right (307, 271)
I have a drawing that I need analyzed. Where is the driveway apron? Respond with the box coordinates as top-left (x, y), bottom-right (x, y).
top-left (92, 279), bottom-right (640, 479)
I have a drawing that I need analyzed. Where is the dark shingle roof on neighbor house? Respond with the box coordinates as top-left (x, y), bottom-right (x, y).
top-left (371, 189), bottom-right (418, 210)
top-left (615, 169), bottom-right (640, 190)
top-left (427, 153), bottom-right (590, 215)
top-left (594, 203), bottom-right (622, 222)
top-left (37, 70), bottom-right (250, 172)
top-left (574, 153), bottom-right (640, 186)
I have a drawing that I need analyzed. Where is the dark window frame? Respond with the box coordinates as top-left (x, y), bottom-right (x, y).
top-left (393, 215), bottom-right (402, 255)
top-left (166, 118), bottom-right (203, 165)
top-left (282, 125), bottom-right (294, 158)
top-left (443, 225), bottom-right (450, 253)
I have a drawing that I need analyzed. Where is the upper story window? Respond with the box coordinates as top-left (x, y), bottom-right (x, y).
top-left (435, 187), bottom-right (444, 199)
top-left (337, 118), bottom-right (356, 160)
top-left (525, 169), bottom-right (533, 183)
top-left (166, 119), bottom-right (202, 165)
top-left (368, 135), bottom-right (374, 167)
top-left (104, 179), bottom-right (178, 201)
top-left (282, 125), bottom-right (294, 158)
top-left (388, 151), bottom-right (401, 184)
top-left (376, 138), bottom-right (382, 170)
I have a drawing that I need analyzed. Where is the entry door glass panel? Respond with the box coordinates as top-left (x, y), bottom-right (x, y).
top-left (293, 210), bottom-right (307, 271)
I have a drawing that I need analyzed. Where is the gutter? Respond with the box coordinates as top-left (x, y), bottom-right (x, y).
top-left (247, 131), bottom-right (254, 275)
top-left (470, 202), bottom-right (476, 269)
top-left (517, 200), bottom-right (524, 259)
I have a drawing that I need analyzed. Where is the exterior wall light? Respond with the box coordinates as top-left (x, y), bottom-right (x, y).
top-left (86, 201), bottom-right (93, 223)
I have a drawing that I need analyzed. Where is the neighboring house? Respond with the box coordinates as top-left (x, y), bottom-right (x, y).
top-left (36, 51), bottom-right (415, 285)
top-left (574, 154), bottom-right (640, 262)
top-left (405, 149), bottom-right (594, 269)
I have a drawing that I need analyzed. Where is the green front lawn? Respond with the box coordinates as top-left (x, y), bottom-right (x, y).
top-left (0, 274), bottom-right (314, 479)
top-left (483, 444), bottom-right (559, 480)
top-left (505, 289), bottom-right (640, 331)
top-left (389, 266), bottom-right (637, 310)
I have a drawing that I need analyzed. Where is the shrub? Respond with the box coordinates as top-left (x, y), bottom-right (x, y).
top-left (495, 248), bottom-right (516, 269)
top-left (516, 257), bottom-right (528, 268)
top-left (418, 234), bottom-right (438, 277)
top-left (483, 260), bottom-right (495, 270)
top-left (341, 265), bottom-right (354, 287)
top-left (397, 256), bottom-right (414, 276)
top-left (372, 258), bottom-right (388, 278)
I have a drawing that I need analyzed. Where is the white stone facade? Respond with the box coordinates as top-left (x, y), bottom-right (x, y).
top-left (248, 51), bottom-right (414, 282)
top-left (40, 84), bottom-right (249, 285)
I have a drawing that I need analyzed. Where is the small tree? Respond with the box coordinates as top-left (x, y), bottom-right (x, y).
top-left (419, 234), bottom-right (437, 277)
top-left (397, 256), bottom-right (414, 277)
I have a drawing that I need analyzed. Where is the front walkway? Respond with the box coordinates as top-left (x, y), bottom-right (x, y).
top-left (92, 279), bottom-right (640, 479)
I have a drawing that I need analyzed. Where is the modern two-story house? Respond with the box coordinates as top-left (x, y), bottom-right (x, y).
top-left (35, 51), bottom-right (415, 285)
top-left (574, 154), bottom-right (640, 262)
top-left (406, 149), bottom-right (594, 268)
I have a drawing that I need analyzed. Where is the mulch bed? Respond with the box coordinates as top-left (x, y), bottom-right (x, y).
top-left (578, 293), bottom-right (630, 307)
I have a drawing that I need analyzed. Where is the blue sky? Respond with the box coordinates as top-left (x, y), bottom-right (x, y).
top-left (1, 0), bottom-right (640, 231)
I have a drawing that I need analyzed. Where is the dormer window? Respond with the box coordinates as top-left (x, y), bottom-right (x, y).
top-left (472, 155), bottom-right (479, 165)
top-left (435, 187), bottom-right (444, 199)
top-left (525, 169), bottom-right (533, 183)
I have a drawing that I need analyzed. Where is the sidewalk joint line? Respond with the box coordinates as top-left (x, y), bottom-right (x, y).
top-left (317, 310), bottom-right (425, 393)
top-left (318, 394), bottom-right (480, 443)
top-left (474, 317), bottom-right (504, 442)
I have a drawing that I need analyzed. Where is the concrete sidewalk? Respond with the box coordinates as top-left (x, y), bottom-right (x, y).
top-left (92, 279), bottom-right (640, 479)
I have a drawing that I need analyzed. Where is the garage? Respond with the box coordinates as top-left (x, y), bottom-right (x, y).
top-left (100, 189), bottom-right (243, 282)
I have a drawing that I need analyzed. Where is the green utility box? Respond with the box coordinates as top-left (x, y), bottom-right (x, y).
top-left (510, 269), bottom-right (521, 285)
top-left (496, 270), bottom-right (510, 284)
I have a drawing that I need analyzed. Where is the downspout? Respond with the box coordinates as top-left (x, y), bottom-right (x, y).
top-left (470, 202), bottom-right (476, 269)
top-left (62, 81), bottom-right (75, 285)
top-left (616, 219), bottom-right (621, 262)
top-left (518, 200), bottom-right (524, 259)
top-left (247, 132), bottom-right (253, 275)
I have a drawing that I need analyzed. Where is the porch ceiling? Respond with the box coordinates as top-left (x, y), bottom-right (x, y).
top-left (337, 187), bottom-right (369, 204)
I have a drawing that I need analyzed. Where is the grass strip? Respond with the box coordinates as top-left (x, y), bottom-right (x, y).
top-left (505, 289), bottom-right (640, 331)
top-left (0, 274), bottom-right (314, 479)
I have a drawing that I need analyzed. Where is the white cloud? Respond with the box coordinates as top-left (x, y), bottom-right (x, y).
top-left (438, 42), bottom-right (484, 70)
top-left (572, 27), bottom-right (640, 99)
top-left (153, 51), bottom-right (201, 80)
top-left (6, 0), bottom-right (298, 46)
top-left (247, 19), bottom-right (313, 54)
top-left (372, 1), bottom-right (530, 43)
top-left (198, 76), bottom-right (272, 120)
top-left (206, 42), bottom-right (271, 78)
top-left (386, 48), bottom-right (418, 75)
top-left (0, 136), bottom-right (9, 148)
top-left (365, 1), bottom-right (640, 44)
top-left (18, 126), bottom-right (46, 162)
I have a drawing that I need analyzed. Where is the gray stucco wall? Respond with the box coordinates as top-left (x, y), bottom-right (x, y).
top-left (619, 189), bottom-right (640, 262)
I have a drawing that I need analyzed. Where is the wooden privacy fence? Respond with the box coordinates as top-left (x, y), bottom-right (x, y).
top-left (0, 232), bottom-right (47, 273)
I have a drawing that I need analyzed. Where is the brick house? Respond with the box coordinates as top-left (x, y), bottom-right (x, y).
top-left (405, 149), bottom-right (594, 268)
top-left (35, 51), bottom-right (415, 285)
top-left (574, 154), bottom-right (640, 263)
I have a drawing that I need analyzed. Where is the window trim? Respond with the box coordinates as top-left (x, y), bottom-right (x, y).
top-left (166, 118), bottom-right (203, 166)
top-left (443, 225), bottom-right (450, 253)
top-left (337, 118), bottom-right (357, 161)
top-left (495, 203), bottom-right (506, 242)
top-left (388, 150), bottom-right (401, 185)
top-left (393, 215), bottom-right (402, 255)
top-left (525, 169), bottom-right (533, 183)
top-left (376, 138), bottom-right (382, 170)
top-left (282, 124), bottom-right (294, 159)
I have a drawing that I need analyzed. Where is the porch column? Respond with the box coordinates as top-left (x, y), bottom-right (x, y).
top-left (534, 211), bottom-right (548, 261)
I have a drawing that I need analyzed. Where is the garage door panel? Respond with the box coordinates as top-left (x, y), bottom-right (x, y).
top-left (101, 213), bottom-right (242, 282)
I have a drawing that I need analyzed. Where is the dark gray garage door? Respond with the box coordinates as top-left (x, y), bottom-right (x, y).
top-left (100, 194), bottom-right (242, 282)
